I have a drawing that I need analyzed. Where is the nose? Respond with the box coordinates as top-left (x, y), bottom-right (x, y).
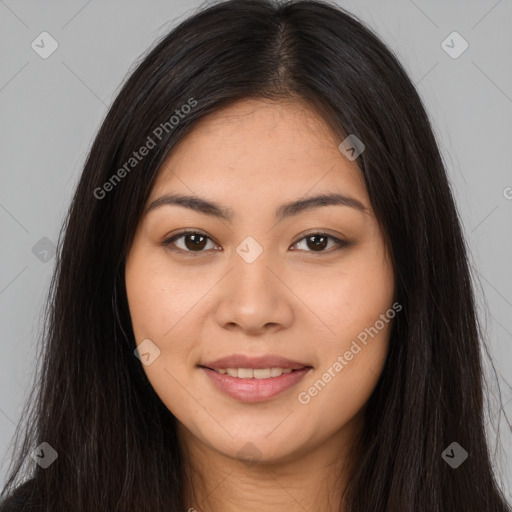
top-left (213, 255), bottom-right (294, 336)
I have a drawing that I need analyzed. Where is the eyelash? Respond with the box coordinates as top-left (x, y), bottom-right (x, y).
top-left (161, 229), bottom-right (352, 256)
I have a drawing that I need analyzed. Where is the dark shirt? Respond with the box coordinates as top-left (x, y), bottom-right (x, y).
top-left (0, 479), bottom-right (44, 512)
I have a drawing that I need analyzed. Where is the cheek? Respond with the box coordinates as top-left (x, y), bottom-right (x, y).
top-left (125, 246), bottom-right (200, 344)
top-left (125, 247), bottom-right (203, 416)
top-left (297, 296), bottom-right (392, 435)
top-left (295, 241), bottom-right (394, 414)
top-left (310, 247), bottom-right (395, 345)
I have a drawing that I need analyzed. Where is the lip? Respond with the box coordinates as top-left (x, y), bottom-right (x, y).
top-left (200, 366), bottom-right (312, 403)
top-left (200, 353), bottom-right (312, 370)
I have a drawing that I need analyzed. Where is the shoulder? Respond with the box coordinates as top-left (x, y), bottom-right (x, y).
top-left (0, 479), bottom-right (44, 512)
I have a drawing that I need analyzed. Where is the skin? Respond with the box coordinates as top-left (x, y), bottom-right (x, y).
top-left (125, 98), bottom-right (395, 512)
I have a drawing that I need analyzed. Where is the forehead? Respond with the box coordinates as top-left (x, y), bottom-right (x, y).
top-left (149, 98), bottom-right (368, 207)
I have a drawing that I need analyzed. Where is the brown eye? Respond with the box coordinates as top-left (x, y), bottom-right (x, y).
top-left (181, 233), bottom-right (208, 251)
top-left (304, 234), bottom-right (329, 251)
top-left (292, 233), bottom-right (349, 253)
top-left (163, 231), bottom-right (217, 253)
top-left (162, 230), bottom-right (350, 256)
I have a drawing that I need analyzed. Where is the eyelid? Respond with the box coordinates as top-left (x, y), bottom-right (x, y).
top-left (162, 228), bottom-right (219, 255)
top-left (161, 228), bottom-right (352, 255)
top-left (291, 229), bottom-right (350, 248)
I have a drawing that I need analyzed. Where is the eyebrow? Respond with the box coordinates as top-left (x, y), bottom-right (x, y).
top-left (144, 192), bottom-right (368, 221)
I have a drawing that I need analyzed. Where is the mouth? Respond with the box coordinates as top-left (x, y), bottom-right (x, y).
top-left (200, 353), bottom-right (312, 373)
top-left (198, 356), bottom-right (313, 402)
top-left (199, 366), bottom-right (311, 379)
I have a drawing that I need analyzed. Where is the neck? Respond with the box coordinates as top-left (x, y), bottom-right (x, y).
top-left (178, 413), bottom-right (363, 512)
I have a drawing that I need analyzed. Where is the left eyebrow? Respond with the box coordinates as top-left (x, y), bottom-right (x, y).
top-left (144, 192), bottom-right (369, 221)
top-left (276, 193), bottom-right (368, 220)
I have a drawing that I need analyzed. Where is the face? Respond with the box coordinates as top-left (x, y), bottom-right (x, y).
top-left (125, 98), bottom-right (395, 465)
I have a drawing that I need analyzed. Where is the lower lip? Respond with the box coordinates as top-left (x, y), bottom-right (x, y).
top-left (200, 367), bottom-right (312, 403)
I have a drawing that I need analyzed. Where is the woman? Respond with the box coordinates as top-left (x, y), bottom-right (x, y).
top-left (1, 0), bottom-right (510, 510)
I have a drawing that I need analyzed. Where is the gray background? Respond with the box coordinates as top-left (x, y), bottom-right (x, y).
top-left (0, 0), bottom-right (511, 499)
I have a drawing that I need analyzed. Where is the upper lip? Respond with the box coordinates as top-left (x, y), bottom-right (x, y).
top-left (200, 354), bottom-right (312, 370)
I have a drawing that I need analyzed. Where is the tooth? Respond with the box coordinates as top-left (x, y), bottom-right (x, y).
top-left (238, 368), bottom-right (254, 378)
top-left (216, 367), bottom-right (298, 378)
top-left (253, 368), bottom-right (271, 379)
